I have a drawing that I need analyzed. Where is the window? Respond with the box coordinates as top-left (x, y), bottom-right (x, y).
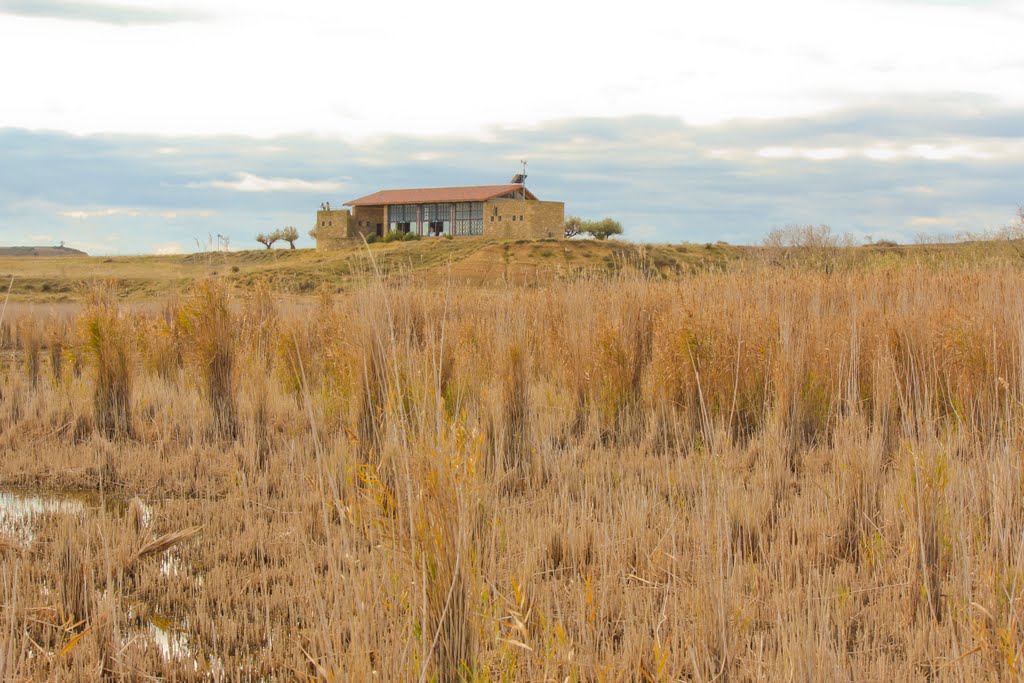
top-left (388, 204), bottom-right (418, 233)
top-left (423, 203), bottom-right (452, 236)
top-left (512, 215), bottom-right (516, 222)
top-left (321, 221), bottom-right (326, 227)
top-left (520, 215), bottom-right (524, 221)
top-left (453, 202), bottom-right (483, 235)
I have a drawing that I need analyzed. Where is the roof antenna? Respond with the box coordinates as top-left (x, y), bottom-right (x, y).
top-left (510, 159), bottom-right (528, 199)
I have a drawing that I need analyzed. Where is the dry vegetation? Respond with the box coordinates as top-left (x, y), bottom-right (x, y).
top-left (9, 233), bottom-right (1024, 304)
top-left (2, 252), bottom-right (1024, 680)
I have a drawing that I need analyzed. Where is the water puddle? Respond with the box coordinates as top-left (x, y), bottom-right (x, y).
top-left (132, 613), bottom-right (224, 676)
top-left (2, 489), bottom-right (89, 540)
top-left (2, 488), bottom-right (224, 674)
top-left (146, 614), bottom-right (193, 660)
top-left (0, 487), bottom-right (124, 545)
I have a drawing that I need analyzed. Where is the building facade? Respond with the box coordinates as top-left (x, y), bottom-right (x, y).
top-left (314, 184), bottom-right (564, 249)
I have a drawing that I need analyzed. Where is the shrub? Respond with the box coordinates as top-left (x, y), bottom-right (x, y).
top-left (46, 319), bottom-right (66, 385)
top-left (16, 319), bottom-right (41, 389)
top-left (80, 284), bottom-right (133, 439)
top-left (178, 279), bottom-right (238, 439)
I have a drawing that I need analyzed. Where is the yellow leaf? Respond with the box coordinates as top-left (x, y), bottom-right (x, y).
top-left (58, 627), bottom-right (90, 656)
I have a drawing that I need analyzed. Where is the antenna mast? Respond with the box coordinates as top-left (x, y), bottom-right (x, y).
top-left (520, 159), bottom-right (528, 199)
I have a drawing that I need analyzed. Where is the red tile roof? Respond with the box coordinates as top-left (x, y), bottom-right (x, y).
top-left (344, 184), bottom-right (536, 206)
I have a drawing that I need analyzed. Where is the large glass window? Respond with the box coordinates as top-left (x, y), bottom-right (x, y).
top-left (388, 204), bottom-right (417, 233)
top-left (422, 203), bottom-right (451, 236)
top-left (453, 202), bottom-right (483, 236)
top-left (388, 202), bottom-right (482, 236)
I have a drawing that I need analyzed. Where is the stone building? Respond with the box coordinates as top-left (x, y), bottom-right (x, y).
top-left (314, 183), bottom-right (564, 249)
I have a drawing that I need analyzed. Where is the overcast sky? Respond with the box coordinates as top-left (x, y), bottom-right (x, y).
top-left (1, 0), bottom-right (1023, 253)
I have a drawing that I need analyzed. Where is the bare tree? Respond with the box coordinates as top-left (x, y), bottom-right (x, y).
top-left (762, 224), bottom-right (857, 271)
top-left (996, 206), bottom-right (1024, 258)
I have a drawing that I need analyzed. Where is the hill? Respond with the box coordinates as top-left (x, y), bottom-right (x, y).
top-left (0, 236), bottom-right (1019, 303)
top-left (0, 239), bottom-right (742, 302)
top-left (0, 245), bottom-right (88, 257)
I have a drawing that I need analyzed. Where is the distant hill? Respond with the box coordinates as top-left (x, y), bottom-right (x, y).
top-left (0, 246), bottom-right (88, 257)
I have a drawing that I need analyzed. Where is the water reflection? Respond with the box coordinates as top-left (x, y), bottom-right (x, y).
top-left (0, 487), bottom-right (124, 544)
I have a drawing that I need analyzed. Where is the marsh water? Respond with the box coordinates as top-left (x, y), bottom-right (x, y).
top-left (0, 487), bottom-right (124, 544)
top-left (0, 486), bottom-right (201, 665)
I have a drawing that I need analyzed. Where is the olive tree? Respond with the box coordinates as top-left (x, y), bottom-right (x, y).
top-left (256, 232), bottom-right (278, 249)
top-left (279, 226), bottom-right (299, 249)
top-left (564, 216), bottom-right (624, 240)
top-left (586, 218), bottom-right (623, 240)
top-left (564, 216), bottom-right (585, 238)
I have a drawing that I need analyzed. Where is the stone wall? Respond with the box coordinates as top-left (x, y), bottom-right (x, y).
top-left (315, 209), bottom-right (353, 250)
top-left (315, 207), bottom-right (387, 249)
top-left (351, 206), bottom-right (385, 238)
top-left (483, 199), bottom-right (565, 240)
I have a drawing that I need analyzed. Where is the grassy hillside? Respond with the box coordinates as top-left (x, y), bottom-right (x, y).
top-left (0, 238), bottom-right (741, 301)
top-left (0, 236), bottom-right (1020, 302)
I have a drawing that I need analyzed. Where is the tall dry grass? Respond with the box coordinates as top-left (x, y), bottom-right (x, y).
top-left (178, 279), bottom-right (239, 439)
top-left (1, 262), bottom-right (1024, 678)
top-left (81, 283), bottom-right (134, 440)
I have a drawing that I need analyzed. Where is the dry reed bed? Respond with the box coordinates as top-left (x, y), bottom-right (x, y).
top-left (0, 266), bottom-right (1022, 680)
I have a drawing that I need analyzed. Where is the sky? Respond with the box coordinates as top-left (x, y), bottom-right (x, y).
top-left (1, 0), bottom-right (1023, 253)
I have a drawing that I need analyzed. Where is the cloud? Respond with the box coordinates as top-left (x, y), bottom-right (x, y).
top-left (59, 207), bottom-right (214, 220)
top-left (2, 0), bottom-right (1023, 138)
top-left (909, 216), bottom-right (956, 227)
top-left (153, 241), bottom-right (184, 255)
top-left (0, 0), bottom-right (208, 25)
top-left (2, 99), bottom-right (1023, 253)
top-left (188, 173), bottom-right (346, 194)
